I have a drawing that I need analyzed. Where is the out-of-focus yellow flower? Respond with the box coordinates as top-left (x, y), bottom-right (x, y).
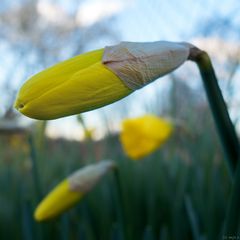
top-left (76, 114), bottom-right (95, 140)
top-left (83, 127), bottom-right (95, 140)
top-left (14, 41), bottom-right (190, 120)
top-left (34, 160), bottom-right (116, 221)
top-left (120, 115), bottom-right (173, 159)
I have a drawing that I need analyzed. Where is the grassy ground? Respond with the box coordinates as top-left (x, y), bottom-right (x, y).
top-left (0, 106), bottom-right (232, 239)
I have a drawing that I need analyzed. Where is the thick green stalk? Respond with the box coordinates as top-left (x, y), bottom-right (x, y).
top-left (223, 159), bottom-right (240, 236)
top-left (189, 47), bottom-right (240, 176)
top-left (189, 47), bottom-right (240, 235)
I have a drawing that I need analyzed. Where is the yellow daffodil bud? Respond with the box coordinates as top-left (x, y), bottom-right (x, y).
top-left (15, 41), bottom-right (190, 120)
top-left (34, 160), bottom-right (116, 221)
top-left (120, 115), bottom-right (173, 159)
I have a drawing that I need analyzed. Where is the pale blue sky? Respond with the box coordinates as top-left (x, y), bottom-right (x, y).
top-left (0, 0), bottom-right (239, 139)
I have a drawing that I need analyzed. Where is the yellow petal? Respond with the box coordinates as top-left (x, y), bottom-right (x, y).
top-left (34, 179), bottom-right (82, 221)
top-left (15, 49), bottom-right (132, 120)
top-left (120, 115), bottom-right (173, 159)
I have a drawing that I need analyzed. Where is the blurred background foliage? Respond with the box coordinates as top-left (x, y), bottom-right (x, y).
top-left (0, 0), bottom-right (240, 239)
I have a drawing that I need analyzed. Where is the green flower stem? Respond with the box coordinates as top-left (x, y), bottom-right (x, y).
top-left (189, 47), bottom-right (240, 176)
top-left (184, 195), bottom-right (201, 240)
top-left (223, 158), bottom-right (240, 236)
top-left (113, 168), bottom-right (129, 240)
top-left (28, 134), bottom-right (42, 200)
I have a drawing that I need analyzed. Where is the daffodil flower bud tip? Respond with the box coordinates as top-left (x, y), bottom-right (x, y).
top-left (34, 160), bottom-right (116, 221)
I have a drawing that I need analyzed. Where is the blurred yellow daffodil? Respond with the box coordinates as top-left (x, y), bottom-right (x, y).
top-left (76, 114), bottom-right (95, 140)
top-left (120, 115), bottom-right (173, 159)
top-left (15, 41), bottom-right (190, 120)
top-left (83, 127), bottom-right (95, 140)
top-left (34, 160), bottom-right (116, 221)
